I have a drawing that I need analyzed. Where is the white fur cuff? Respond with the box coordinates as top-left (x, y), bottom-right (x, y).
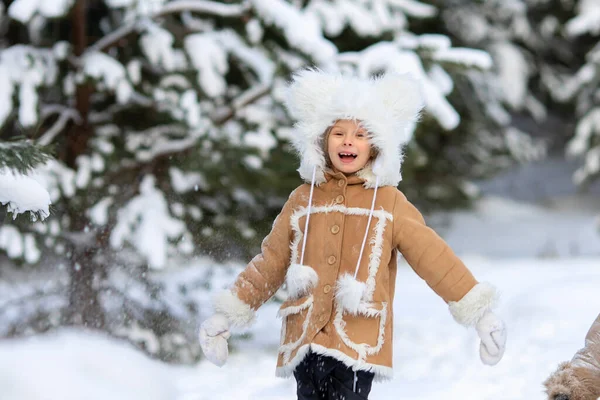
top-left (448, 282), bottom-right (499, 327)
top-left (285, 264), bottom-right (318, 299)
top-left (213, 290), bottom-right (256, 329)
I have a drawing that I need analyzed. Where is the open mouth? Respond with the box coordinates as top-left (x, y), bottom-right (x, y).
top-left (338, 152), bottom-right (357, 164)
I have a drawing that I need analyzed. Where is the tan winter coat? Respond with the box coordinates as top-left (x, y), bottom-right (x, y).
top-left (544, 313), bottom-right (600, 400)
top-left (214, 170), bottom-right (495, 380)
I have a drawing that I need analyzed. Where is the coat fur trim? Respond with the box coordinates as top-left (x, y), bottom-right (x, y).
top-left (285, 264), bottom-right (319, 299)
top-left (289, 204), bottom-right (392, 302)
top-left (544, 361), bottom-right (599, 400)
top-left (448, 282), bottom-right (499, 327)
top-left (284, 69), bottom-right (424, 188)
top-left (333, 302), bottom-right (388, 362)
top-left (275, 344), bottom-right (394, 382)
top-left (277, 296), bottom-right (314, 364)
top-left (213, 290), bottom-right (256, 329)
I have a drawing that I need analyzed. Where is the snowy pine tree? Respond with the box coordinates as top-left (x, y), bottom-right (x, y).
top-left (543, 0), bottom-right (600, 186)
top-left (440, 0), bottom-right (600, 188)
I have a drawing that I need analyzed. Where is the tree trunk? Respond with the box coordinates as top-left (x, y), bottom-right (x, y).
top-left (64, 0), bottom-right (105, 329)
top-left (67, 245), bottom-right (104, 328)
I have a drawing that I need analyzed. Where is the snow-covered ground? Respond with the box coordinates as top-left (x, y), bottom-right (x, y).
top-left (1, 194), bottom-right (599, 400)
top-left (1, 256), bottom-right (599, 400)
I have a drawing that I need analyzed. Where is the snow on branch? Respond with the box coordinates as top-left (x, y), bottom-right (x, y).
top-left (218, 30), bottom-right (275, 84)
top-left (387, 0), bottom-right (437, 19)
top-left (0, 45), bottom-right (58, 128)
top-left (155, 0), bottom-right (250, 18)
top-left (184, 33), bottom-right (228, 97)
top-left (431, 48), bottom-right (493, 70)
top-left (85, 0), bottom-right (250, 56)
top-left (0, 170), bottom-right (51, 221)
top-left (169, 167), bottom-right (208, 193)
top-left (251, 0), bottom-right (337, 67)
top-left (567, 108), bottom-right (600, 158)
top-left (212, 83), bottom-right (271, 125)
top-left (544, 62), bottom-right (598, 103)
top-left (0, 224), bottom-right (42, 263)
top-left (37, 106), bottom-right (82, 146)
top-left (572, 145), bottom-right (600, 186)
top-left (139, 21), bottom-right (181, 72)
top-left (110, 175), bottom-right (192, 269)
top-left (339, 41), bottom-right (461, 130)
top-left (566, 108), bottom-right (600, 185)
top-left (396, 34), bottom-right (493, 71)
top-left (184, 30), bottom-right (274, 97)
top-left (7, 0), bottom-right (74, 24)
top-left (81, 52), bottom-right (134, 104)
top-left (125, 125), bottom-right (204, 162)
top-left (565, 0), bottom-right (600, 37)
top-left (84, 21), bottom-right (140, 56)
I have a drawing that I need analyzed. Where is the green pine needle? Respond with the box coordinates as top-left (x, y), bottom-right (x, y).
top-left (0, 140), bottom-right (52, 174)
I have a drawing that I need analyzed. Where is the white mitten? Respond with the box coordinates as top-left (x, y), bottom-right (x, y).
top-left (476, 310), bottom-right (506, 366)
top-left (199, 313), bottom-right (231, 367)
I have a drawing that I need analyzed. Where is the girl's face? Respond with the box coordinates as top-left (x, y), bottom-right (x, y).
top-left (327, 119), bottom-right (372, 175)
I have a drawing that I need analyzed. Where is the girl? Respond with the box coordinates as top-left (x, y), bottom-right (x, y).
top-left (199, 69), bottom-right (507, 399)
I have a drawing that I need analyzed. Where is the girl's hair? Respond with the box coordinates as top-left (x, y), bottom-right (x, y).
top-left (322, 121), bottom-right (379, 169)
top-left (321, 125), bottom-right (334, 168)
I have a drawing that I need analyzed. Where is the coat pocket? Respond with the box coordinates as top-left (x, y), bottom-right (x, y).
top-left (334, 301), bottom-right (388, 358)
top-left (277, 295), bottom-right (313, 362)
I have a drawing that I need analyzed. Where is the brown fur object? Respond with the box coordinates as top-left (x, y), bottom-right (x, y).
top-left (544, 314), bottom-right (600, 400)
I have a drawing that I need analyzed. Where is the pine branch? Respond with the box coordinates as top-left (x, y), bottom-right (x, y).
top-left (0, 288), bottom-right (66, 312)
top-left (213, 84), bottom-right (272, 125)
top-left (84, 0), bottom-right (250, 56)
top-left (37, 106), bottom-right (83, 146)
top-left (0, 141), bottom-right (52, 174)
top-left (155, 0), bottom-right (251, 18)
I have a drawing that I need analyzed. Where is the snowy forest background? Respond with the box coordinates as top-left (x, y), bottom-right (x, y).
top-left (0, 0), bottom-right (600, 397)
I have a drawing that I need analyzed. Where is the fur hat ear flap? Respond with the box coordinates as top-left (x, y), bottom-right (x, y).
top-left (285, 264), bottom-right (318, 299)
top-left (371, 155), bottom-right (385, 179)
top-left (335, 273), bottom-right (366, 315)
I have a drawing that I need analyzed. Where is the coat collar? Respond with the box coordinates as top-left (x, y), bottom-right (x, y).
top-left (324, 170), bottom-right (363, 186)
top-left (323, 162), bottom-right (378, 188)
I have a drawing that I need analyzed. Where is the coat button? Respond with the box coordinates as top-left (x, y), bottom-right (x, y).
top-left (331, 225), bottom-right (340, 234)
top-left (323, 284), bottom-right (332, 294)
top-left (337, 180), bottom-right (344, 187)
top-left (327, 255), bottom-right (336, 265)
top-left (335, 195), bottom-right (344, 204)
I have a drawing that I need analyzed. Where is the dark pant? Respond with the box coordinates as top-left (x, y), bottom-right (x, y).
top-left (293, 351), bottom-right (375, 400)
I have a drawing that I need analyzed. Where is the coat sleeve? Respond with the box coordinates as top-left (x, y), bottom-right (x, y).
top-left (572, 313), bottom-right (600, 372)
top-left (212, 190), bottom-right (298, 329)
top-left (392, 190), bottom-right (498, 327)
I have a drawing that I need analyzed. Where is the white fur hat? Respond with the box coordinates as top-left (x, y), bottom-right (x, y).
top-left (284, 69), bottom-right (424, 188)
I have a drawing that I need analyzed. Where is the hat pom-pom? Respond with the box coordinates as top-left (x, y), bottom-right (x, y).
top-left (285, 263), bottom-right (318, 299)
top-left (335, 273), bottom-right (366, 315)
